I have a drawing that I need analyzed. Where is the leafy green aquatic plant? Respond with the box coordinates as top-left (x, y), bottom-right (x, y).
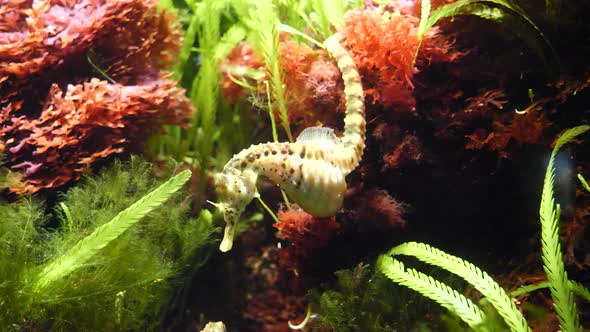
top-left (537, 125), bottom-right (588, 331)
top-left (33, 168), bottom-right (191, 290)
top-left (377, 243), bottom-right (527, 331)
top-left (375, 125), bottom-right (590, 331)
top-left (311, 263), bottom-right (449, 331)
top-left (0, 157), bottom-right (216, 330)
top-left (244, 0), bottom-right (293, 142)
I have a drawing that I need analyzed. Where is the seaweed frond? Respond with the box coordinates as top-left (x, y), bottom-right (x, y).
top-left (246, 0), bottom-right (294, 142)
top-left (377, 254), bottom-right (486, 328)
top-left (0, 157), bottom-right (215, 329)
top-left (33, 169), bottom-right (192, 290)
top-left (381, 242), bottom-right (530, 332)
top-left (539, 125), bottom-right (589, 332)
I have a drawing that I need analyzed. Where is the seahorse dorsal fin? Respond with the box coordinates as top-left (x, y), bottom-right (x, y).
top-left (296, 126), bottom-right (341, 144)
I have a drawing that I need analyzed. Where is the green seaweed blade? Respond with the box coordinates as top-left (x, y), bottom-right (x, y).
top-left (540, 125), bottom-right (588, 332)
top-left (33, 170), bottom-right (192, 291)
top-left (383, 242), bottom-right (530, 332)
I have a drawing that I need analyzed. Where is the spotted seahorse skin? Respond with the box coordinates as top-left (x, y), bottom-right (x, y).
top-left (214, 33), bottom-right (365, 252)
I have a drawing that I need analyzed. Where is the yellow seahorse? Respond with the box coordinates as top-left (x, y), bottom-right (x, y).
top-left (213, 33), bottom-right (365, 252)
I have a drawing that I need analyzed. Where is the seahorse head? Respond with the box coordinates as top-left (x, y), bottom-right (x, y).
top-left (213, 168), bottom-right (258, 252)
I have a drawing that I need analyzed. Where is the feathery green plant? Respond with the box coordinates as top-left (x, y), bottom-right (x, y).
top-left (245, 0), bottom-right (294, 142)
top-left (376, 125), bottom-right (589, 331)
top-left (0, 158), bottom-right (216, 330)
top-left (154, 0), bottom-right (250, 176)
top-left (275, 0), bottom-right (362, 41)
top-left (188, 0), bottom-right (222, 173)
top-left (377, 242), bottom-right (529, 331)
top-left (33, 169), bottom-right (192, 291)
top-left (538, 125), bottom-right (588, 331)
top-left (378, 254), bottom-right (486, 328)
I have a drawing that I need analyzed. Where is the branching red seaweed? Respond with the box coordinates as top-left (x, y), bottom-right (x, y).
top-left (0, 0), bottom-right (192, 193)
top-left (273, 208), bottom-right (340, 274)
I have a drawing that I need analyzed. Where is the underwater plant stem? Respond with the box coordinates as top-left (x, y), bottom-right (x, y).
top-left (250, 0), bottom-right (293, 142)
top-left (578, 173), bottom-right (590, 192)
top-left (256, 194), bottom-right (279, 223)
top-left (175, 3), bottom-right (199, 80)
top-left (288, 304), bottom-right (313, 330)
top-left (510, 280), bottom-right (590, 303)
top-left (86, 49), bottom-right (116, 84)
top-left (266, 81), bottom-right (279, 143)
top-left (268, 44), bottom-right (294, 143)
top-left (280, 189), bottom-right (291, 210)
top-left (265, 80), bottom-right (291, 208)
top-left (510, 281), bottom-right (550, 297)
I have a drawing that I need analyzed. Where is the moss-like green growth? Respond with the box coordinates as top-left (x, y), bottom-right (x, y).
top-left (310, 263), bottom-right (448, 331)
top-left (0, 157), bottom-right (216, 331)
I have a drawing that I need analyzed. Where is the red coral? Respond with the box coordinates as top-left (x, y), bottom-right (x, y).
top-left (273, 208), bottom-right (340, 273)
top-left (0, 0), bottom-right (192, 193)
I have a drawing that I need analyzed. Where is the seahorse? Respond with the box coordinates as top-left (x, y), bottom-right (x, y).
top-left (213, 33), bottom-right (365, 252)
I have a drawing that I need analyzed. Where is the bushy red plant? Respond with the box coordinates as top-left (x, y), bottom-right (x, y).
top-left (219, 42), bottom-right (265, 103)
top-left (344, 188), bottom-right (407, 229)
top-left (0, 0), bottom-right (193, 193)
top-left (4, 76), bottom-right (191, 193)
top-left (273, 208), bottom-right (340, 273)
top-left (219, 37), bottom-right (345, 129)
top-left (280, 40), bottom-right (346, 128)
top-left (339, 8), bottom-right (461, 110)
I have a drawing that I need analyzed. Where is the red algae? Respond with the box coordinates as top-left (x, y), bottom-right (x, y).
top-left (0, 0), bottom-right (193, 193)
top-left (274, 208), bottom-right (341, 274)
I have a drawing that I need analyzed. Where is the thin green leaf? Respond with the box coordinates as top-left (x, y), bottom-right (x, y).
top-left (175, 6), bottom-right (200, 80)
top-left (33, 170), bottom-right (192, 291)
top-left (418, 0), bottom-right (431, 37)
top-left (510, 280), bottom-right (590, 304)
top-left (280, 24), bottom-right (325, 49)
top-left (510, 281), bottom-right (550, 297)
top-left (578, 173), bottom-right (590, 192)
